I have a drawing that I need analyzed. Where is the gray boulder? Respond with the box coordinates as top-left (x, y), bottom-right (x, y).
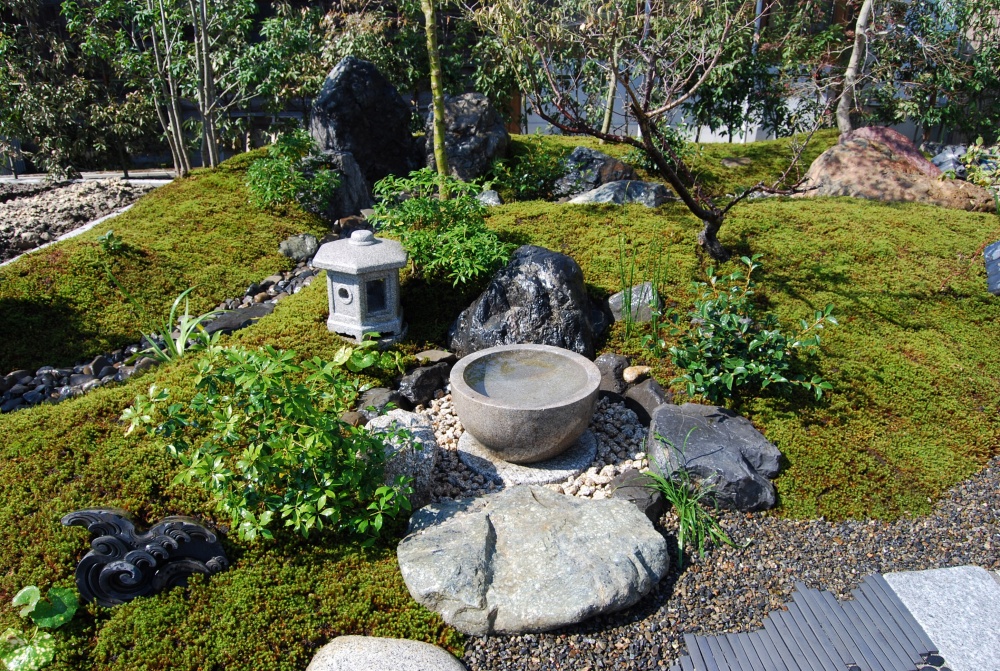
top-left (448, 245), bottom-right (596, 358)
top-left (569, 181), bottom-right (674, 207)
top-left (278, 234), bottom-right (319, 262)
top-left (309, 57), bottom-right (419, 186)
top-left (397, 485), bottom-right (669, 635)
top-left (607, 282), bottom-right (662, 323)
top-left (203, 303), bottom-right (275, 336)
top-left (366, 410), bottom-right (439, 508)
top-left (985, 240), bottom-right (1000, 295)
top-left (931, 145), bottom-right (968, 179)
top-left (477, 189), bottom-right (503, 207)
top-left (425, 93), bottom-right (510, 182)
top-left (646, 403), bottom-right (781, 511)
top-left (624, 378), bottom-right (672, 425)
top-left (305, 636), bottom-right (465, 671)
top-left (610, 468), bottom-right (668, 523)
top-left (554, 147), bottom-right (637, 198)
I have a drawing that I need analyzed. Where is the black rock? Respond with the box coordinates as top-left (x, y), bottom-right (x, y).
top-left (568, 180), bottom-right (674, 207)
top-left (646, 403), bottom-right (782, 512)
top-left (0, 397), bottom-right (24, 413)
top-left (595, 353), bottom-right (631, 396)
top-left (448, 246), bottom-right (597, 358)
top-left (203, 303), bottom-right (275, 336)
top-left (22, 390), bottom-right (45, 405)
top-left (302, 150), bottom-right (373, 223)
top-left (97, 366), bottom-right (117, 379)
top-left (424, 93), bottom-right (510, 181)
top-left (609, 469), bottom-right (668, 523)
top-left (357, 387), bottom-right (412, 421)
top-left (984, 240), bottom-right (1000, 295)
top-left (89, 355), bottom-right (112, 374)
top-left (553, 146), bottom-right (638, 198)
top-left (309, 57), bottom-right (419, 186)
top-left (7, 383), bottom-right (30, 397)
top-left (624, 378), bottom-right (672, 425)
top-left (398, 362), bottom-right (450, 407)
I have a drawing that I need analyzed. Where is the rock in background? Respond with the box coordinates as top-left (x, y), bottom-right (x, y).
top-left (425, 93), bottom-right (510, 182)
top-left (553, 147), bottom-right (637, 198)
top-left (448, 245), bottom-right (597, 358)
top-left (309, 57), bottom-right (420, 187)
top-left (568, 180), bottom-right (674, 207)
top-left (0, 179), bottom-right (155, 263)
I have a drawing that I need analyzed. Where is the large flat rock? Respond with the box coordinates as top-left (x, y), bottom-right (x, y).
top-left (396, 485), bottom-right (669, 635)
top-left (885, 565), bottom-right (1000, 671)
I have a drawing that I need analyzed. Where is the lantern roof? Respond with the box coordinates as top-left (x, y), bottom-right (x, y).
top-left (313, 230), bottom-right (408, 274)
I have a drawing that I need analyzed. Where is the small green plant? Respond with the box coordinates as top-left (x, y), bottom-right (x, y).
top-left (664, 255), bottom-right (836, 405)
top-left (97, 230), bottom-right (123, 255)
top-left (245, 128), bottom-right (340, 212)
top-left (122, 344), bottom-right (411, 543)
top-left (643, 430), bottom-right (748, 568)
top-left (623, 122), bottom-right (695, 176)
top-left (1, 586), bottom-right (78, 671)
top-left (642, 242), bottom-right (670, 357)
top-left (371, 168), bottom-right (514, 286)
top-left (485, 135), bottom-right (567, 201)
top-left (616, 231), bottom-right (639, 340)
top-left (140, 287), bottom-right (223, 363)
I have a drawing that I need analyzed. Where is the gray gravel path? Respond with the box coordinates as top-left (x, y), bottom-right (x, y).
top-left (460, 451), bottom-right (1000, 670)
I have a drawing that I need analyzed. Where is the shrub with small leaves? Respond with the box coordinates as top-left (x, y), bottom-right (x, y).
top-left (371, 168), bottom-right (514, 286)
top-left (485, 135), bottom-right (568, 201)
top-left (663, 255), bottom-right (837, 405)
top-left (122, 343), bottom-right (411, 543)
top-left (1, 586), bottom-right (78, 671)
top-left (245, 128), bottom-right (340, 212)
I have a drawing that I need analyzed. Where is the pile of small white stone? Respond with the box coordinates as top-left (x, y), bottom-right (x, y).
top-left (416, 391), bottom-right (651, 503)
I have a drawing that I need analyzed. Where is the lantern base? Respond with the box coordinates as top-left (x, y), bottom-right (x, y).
top-left (327, 314), bottom-right (407, 346)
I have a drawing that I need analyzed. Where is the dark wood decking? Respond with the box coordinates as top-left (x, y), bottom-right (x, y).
top-left (669, 575), bottom-right (938, 671)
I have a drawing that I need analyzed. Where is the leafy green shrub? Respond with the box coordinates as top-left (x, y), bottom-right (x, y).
top-left (486, 135), bottom-right (567, 201)
top-left (122, 344), bottom-right (412, 543)
top-left (1, 586), bottom-right (78, 671)
top-left (371, 168), bottom-right (514, 286)
top-left (623, 122), bottom-right (695, 176)
top-left (663, 255), bottom-right (837, 405)
top-left (245, 129), bottom-right (340, 212)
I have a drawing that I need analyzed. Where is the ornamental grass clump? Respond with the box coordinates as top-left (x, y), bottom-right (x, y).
top-left (370, 168), bottom-right (514, 287)
top-left (123, 344), bottom-right (411, 543)
top-left (664, 255), bottom-right (837, 405)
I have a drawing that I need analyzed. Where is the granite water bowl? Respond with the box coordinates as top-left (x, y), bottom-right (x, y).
top-left (450, 344), bottom-right (601, 464)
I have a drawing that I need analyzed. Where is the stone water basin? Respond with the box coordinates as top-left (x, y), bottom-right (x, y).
top-left (450, 344), bottom-right (601, 464)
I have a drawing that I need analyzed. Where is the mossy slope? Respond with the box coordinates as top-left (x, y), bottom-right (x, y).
top-left (0, 155), bottom-right (327, 372)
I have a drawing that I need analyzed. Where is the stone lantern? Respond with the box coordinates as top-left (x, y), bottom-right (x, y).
top-left (313, 229), bottom-right (407, 343)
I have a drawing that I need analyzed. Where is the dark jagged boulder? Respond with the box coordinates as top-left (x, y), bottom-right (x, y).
top-left (553, 147), bottom-right (637, 198)
top-left (425, 93), bottom-right (510, 181)
top-left (309, 57), bottom-right (419, 186)
top-left (448, 246), bottom-right (596, 358)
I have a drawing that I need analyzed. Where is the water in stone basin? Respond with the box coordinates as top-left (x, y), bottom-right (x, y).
top-left (463, 350), bottom-right (589, 408)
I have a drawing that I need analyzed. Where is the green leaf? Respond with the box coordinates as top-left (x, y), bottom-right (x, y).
top-left (1, 632), bottom-right (55, 671)
top-left (11, 588), bottom-right (40, 618)
top-left (29, 588), bottom-right (78, 629)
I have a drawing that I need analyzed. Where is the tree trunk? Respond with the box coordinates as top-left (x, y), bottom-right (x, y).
top-left (421, 0), bottom-right (450, 196)
top-left (599, 43), bottom-right (619, 142)
top-left (836, 0), bottom-right (874, 134)
top-left (697, 216), bottom-right (730, 262)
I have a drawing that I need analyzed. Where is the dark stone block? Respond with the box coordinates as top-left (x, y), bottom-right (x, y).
top-left (203, 303), bottom-right (276, 336)
top-left (398, 362), bottom-right (450, 407)
top-left (595, 353), bottom-right (630, 395)
top-left (624, 378), bottom-right (672, 425)
top-left (984, 240), bottom-right (1000, 295)
top-left (553, 147), bottom-right (638, 198)
top-left (424, 93), bottom-right (510, 181)
top-left (69, 374), bottom-right (97, 387)
top-left (609, 469), bottom-right (668, 523)
top-left (646, 403), bottom-right (782, 512)
top-left (358, 387), bottom-right (412, 421)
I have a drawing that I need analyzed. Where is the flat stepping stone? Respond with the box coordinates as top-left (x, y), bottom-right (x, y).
top-left (457, 430), bottom-right (597, 485)
top-left (885, 565), bottom-right (1000, 671)
top-left (305, 635), bottom-right (464, 671)
top-left (397, 485), bottom-right (669, 635)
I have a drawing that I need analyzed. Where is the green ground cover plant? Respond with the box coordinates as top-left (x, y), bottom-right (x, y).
top-left (0, 152), bottom-right (327, 372)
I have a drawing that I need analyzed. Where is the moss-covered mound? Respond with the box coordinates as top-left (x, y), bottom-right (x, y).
top-left (485, 196), bottom-right (1000, 519)
top-left (0, 282), bottom-right (460, 671)
top-left (0, 152), bottom-right (327, 372)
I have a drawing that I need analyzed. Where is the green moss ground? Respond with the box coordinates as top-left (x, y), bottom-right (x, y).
top-left (0, 152), bottom-right (327, 372)
top-left (1, 133), bottom-right (998, 669)
top-left (484, 197), bottom-right (1000, 519)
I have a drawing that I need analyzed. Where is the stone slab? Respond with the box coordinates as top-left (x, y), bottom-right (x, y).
top-left (884, 565), bottom-right (1000, 671)
top-left (457, 430), bottom-right (597, 485)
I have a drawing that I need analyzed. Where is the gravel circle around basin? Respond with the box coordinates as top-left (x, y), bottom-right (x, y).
top-left (416, 393), bottom-right (999, 670)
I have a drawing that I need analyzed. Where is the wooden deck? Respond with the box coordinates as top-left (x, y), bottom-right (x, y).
top-left (669, 575), bottom-right (939, 671)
